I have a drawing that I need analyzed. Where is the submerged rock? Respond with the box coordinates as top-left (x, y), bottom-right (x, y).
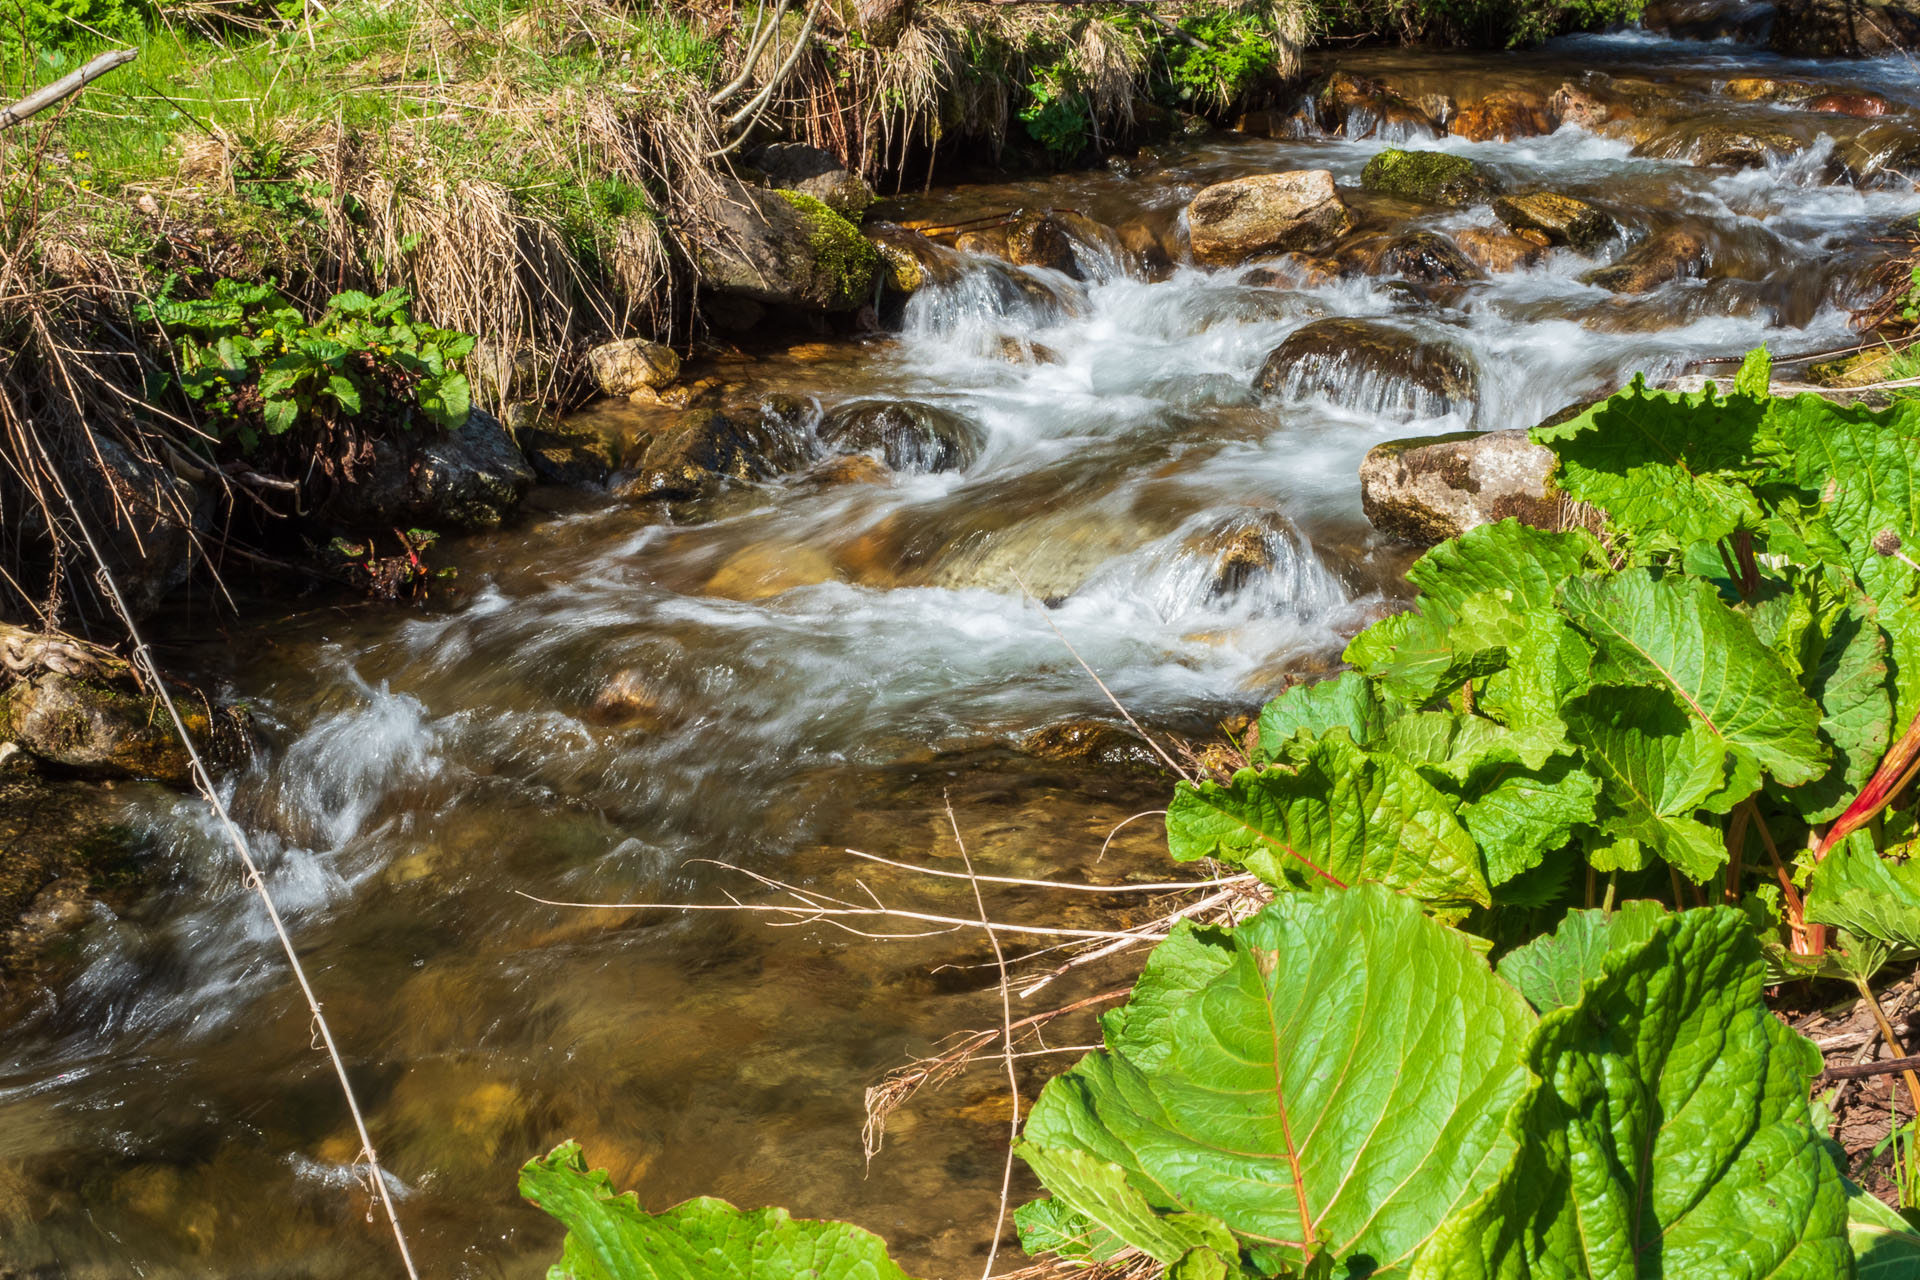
top-left (507, 405), bottom-right (616, 487)
top-left (1020, 719), bottom-right (1162, 769)
top-left (1492, 191), bottom-right (1616, 251)
top-left (1359, 429), bottom-right (1562, 546)
top-left (1581, 227), bottom-right (1709, 293)
top-left (1186, 170), bottom-right (1354, 266)
top-left (818, 400), bottom-right (985, 474)
top-left (1256, 317), bottom-right (1478, 421)
top-left (619, 407), bottom-right (810, 501)
top-left (1360, 149), bottom-right (1499, 206)
top-left (686, 179), bottom-right (879, 312)
top-left (703, 541), bottom-right (842, 601)
top-left (1311, 72), bottom-right (1439, 139)
top-left (586, 338), bottom-right (679, 397)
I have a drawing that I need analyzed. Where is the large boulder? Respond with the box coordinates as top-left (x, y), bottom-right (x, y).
top-left (1492, 191), bottom-right (1616, 251)
top-left (1186, 171), bottom-right (1355, 266)
top-left (818, 399), bottom-right (986, 473)
top-left (318, 409), bottom-right (533, 533)
top-left (1359, 429), bottom-right (1562, 546)
top-left (686, 179), bottom-right (880, 312)
top-left (1256, 318), bottom-right (1479, 422)
top-left (749, 143), bottom-right (875, 219)
top-left (586, 339), bottom-right (679, 397)
top-left (1360, 149), bottom-right (1499, 206)
top-left (1772, 0), bottom-right (1920, 55)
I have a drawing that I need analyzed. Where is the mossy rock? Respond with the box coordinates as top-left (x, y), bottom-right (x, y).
top-left (1360, 149), bottom-right (1499, 206)
top-left (772, 190), bottom-right (880, 311)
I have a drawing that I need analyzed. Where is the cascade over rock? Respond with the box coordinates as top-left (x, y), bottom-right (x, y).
top-left (1185, 171), bottom-right (1355, 265)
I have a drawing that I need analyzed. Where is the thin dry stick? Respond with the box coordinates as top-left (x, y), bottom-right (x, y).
top-left (18, 432), bottom-right (418, 1278)
top-left (1854, 977), bottom-right (1920, 1122)
top-left (841, 847), bottom-right (1242, 894)
top-left (1099, 809), bottom-right (1168, 861)
top-left (1009, 570), bottom-right (1192, 782)
top-left (513, 890), bottom-right (1148, 941)
top-left (947, 796), bottom-right (1020, 1280)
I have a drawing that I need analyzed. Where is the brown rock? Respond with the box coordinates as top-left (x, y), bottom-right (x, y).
top-left (1020, 719), bottom-right (1160, 769)
top-left (1549, 82), bottom-right (1610, 131)
top-left (704, 542), bottom-right (841, 601)
top-left (1809, 91), bottom-right (1893, 116)
top-left (1772, 0), bottom-right (1920, 57)
top-left (1452, 91), bottom-right (1551, 142)
top-left (818, 400), bottom-right (986, 474)
top-left (1312, 72), bottom-right (1438, 139)
top-left (1492, 191), bottom-right (1616, 251)
top-left (1186, 170), bottom-right (1354, 266)
top-left (953, 226), bottom-right (1011, 258)
top-left (1581, 228), bottom-right (1709, 293)
top-left (1005, 211), bottom-right (1125, 281)
top-left (1256, 317), bottom-right (1478, 422)
top-left (1721, 76), bottom-right (1818, 102)
top-left (1359, 429), bottom-right (1562, 546)
top-left (1114, 216), bottom-right (1177, 276)
top-left (587, 339), bottom-right (679, 397)
top-left (1377, 231), bottom-right (1484, 285)
top-left (807, 454), bottom-right (893, 486)
top-left (1454, 225), bottom-right (1548, 273)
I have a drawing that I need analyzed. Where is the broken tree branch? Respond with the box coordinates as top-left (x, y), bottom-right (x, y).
top-left (1, 48), bottom-right (138, 131)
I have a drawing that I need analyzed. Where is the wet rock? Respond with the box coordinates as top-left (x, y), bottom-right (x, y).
top-left (686, 179), bottom-right (879, 312)
top-left (1378, 231), bottom-right (1484, 285)
top-left (1311, 72), bottom-right (1438, 139)
top-left (866, 225), bottom-right (960, 298)
top-left (1359, 148), bottom-right (1498, 206)
top-left (1809, 90), bottom-right (1894, 116)
top-left (701, 293), bottom-right (767, 332)
top-left (1359, 429), bottom-right (1562, 546)
top-left (1185, 170), bottom-right (1354, 266)
top-left (954, 225), bottom-right (1012, 258)
top-left (1549, 82), bottom-right (1611, 131)
top-left (1641, 121), bottom-right (1801, 167)
top-left (996, 335), bottom-right (1062, 364)
top-left (1581, 227), bottom-right (1709, 292)
top-left (1005, 211), bottom-right (1125, 281)
top-left (505, 403), bottom-right (615, 486)
top-left (618, 408), bottom-right (810, 501)
top-left (1451, 90), bottom-right (1552, 142)
top-left (1114, 216), bottom-right (1177, 276)
top-left (1721, 75), bottom-right (1819, 102)
top-left (1453, 225), bottom-right (1549, 273)
top-left (1179, 508), bottom-right (1315, 603)
top-left (806, 453), bottom-right (893, 487)
top-left (1, 668), bottom-right (192, 785)
top-left (703, 541), bottom-right (842, 601)
top-left (586, 338), bottom-right (679, 397)
top-left (1255, 317), bottom-right (1478, 421)
top-left (749, 142), bottom-right (874, 219)
top-left (1019, 719), bottom-right (1160, 769)
top-left (1491, 191), bottom-right (1616, 251)
top-left (818, 399), bottom-right (986, 474)
top-left (320, 409), bottom-right (534, 533)
top-left (1772, 0), bottom-right (1920, 56)
top-left (585, 668), bottom-right (671, 730)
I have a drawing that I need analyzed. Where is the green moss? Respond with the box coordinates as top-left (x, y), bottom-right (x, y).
top-left (773, 190), bottom-right (878, 310)
top-left (1360, 149), bottom-right (1497, 206)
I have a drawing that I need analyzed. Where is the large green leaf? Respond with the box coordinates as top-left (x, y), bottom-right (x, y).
top-left (1476, 612), bottom-right (1594, 740)
top-left (1493, 901), bottom-right (1669, 1013)
top-left (1806, 833), bottom-right (1920, 953)
top-left (1405, 520), bottom-right (1605, 614)
top-left (1412, 908), bottom-right (1850, 1279)
top-left (519, 1142), bottom-right (918, 1280)
top-left (1019, 886), bottom-right (1536, 1277)
top-left (1850, 1183), bottom-right (1920, 1279)
top-left (1559, 570), bottom-right (1828, 794)
top-left (1460, 755), bottom-right (1599, 887)
top-left (1766, 392), bottom-right (1920, 726)
top-left (1531, 376), bottom-right (1775, 555)
top-left (1794, 600), bottom-right (1895, 823)
top-left (1166, 732), bottom-right (1490, 909)
top-left (1344, 591), bottom-right (1525, 706)
top-left (1564, 684), bottom-right (1731, 882)
top-left (1253, 671), bottom-right (1388, 763)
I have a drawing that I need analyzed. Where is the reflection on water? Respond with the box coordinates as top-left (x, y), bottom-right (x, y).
top-left (7, 32), bottom-right (1920, 1278)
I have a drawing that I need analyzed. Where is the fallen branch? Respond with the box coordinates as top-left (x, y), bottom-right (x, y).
top-left (1, 48), bottom-right (138, 131)
top-left (1824, 1052), bottom-right (1920, 1081)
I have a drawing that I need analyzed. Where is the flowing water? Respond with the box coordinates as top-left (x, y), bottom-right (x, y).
top-left (7, 30), bottom-right (1920, 1277)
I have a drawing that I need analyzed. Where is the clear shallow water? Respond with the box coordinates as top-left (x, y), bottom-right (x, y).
top-left (7, 34), bottom-right (1920, 1278)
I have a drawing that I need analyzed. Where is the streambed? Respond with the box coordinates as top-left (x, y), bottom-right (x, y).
top-left (6, 30), bottom-right (1920, 1277)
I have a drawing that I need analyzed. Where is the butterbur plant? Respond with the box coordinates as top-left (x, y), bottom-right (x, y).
top-left (141, 280), bottom-right (473, 449)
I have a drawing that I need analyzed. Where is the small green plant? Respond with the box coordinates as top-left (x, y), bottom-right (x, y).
top-left (1159, 9), bottom-right (1280, 110)
top-left (141, 280), bottom-right (473, 449)
top-left (1018, 62), bottom-right (1091, 162)
top-left (1875, 1110), bottom-right (1920, 1213)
